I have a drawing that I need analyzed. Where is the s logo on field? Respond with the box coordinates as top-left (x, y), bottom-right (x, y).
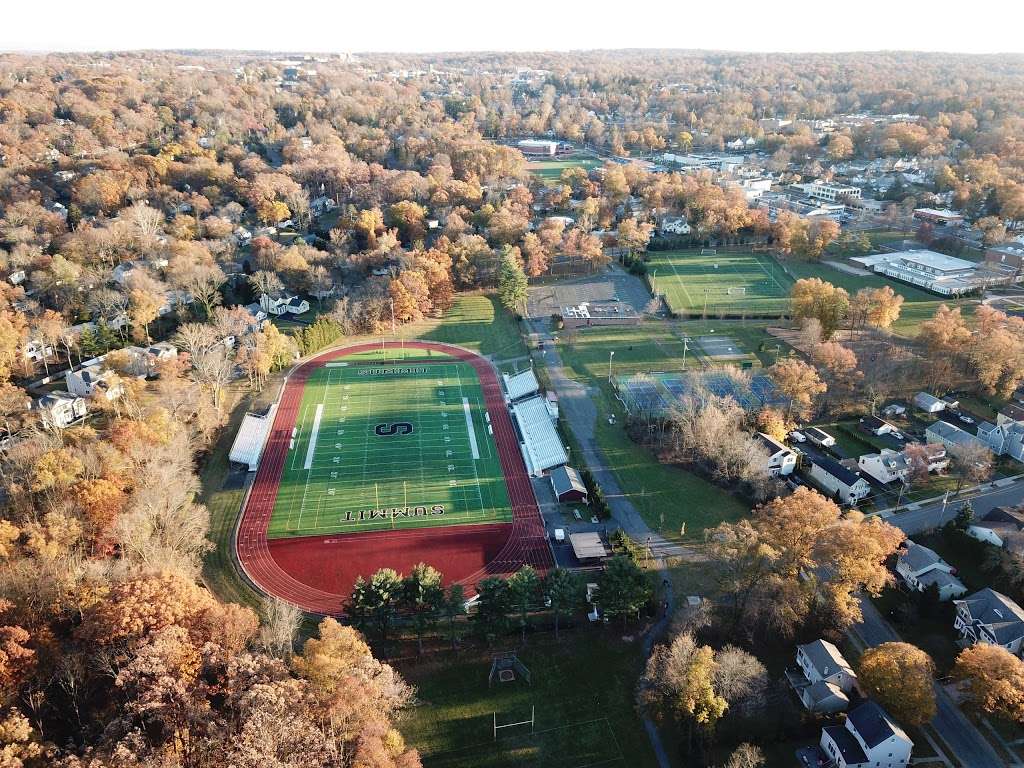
top-left (374, 422), bottom-right (414, 436)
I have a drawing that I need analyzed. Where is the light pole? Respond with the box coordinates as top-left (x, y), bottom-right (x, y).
top-left (681, 337), bottom-right (690, 369)
top-left (608, 350), bottom-right (615, 381)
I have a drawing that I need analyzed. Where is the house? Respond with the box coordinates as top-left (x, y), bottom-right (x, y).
top-left (895, 541), bottom-right (967, 601)
top-left (913, 392), bottom-right (945, 413)
top-left (310, 196), bottom-right (337, 216)
top-left (977, 419), bottom-right (1024, 463)
top-left (787, 639), bottom-right (856, 713)
top-left (926, 420), bottom-right (987, 453)
top-left (22, 339), bottom-right (55, 363)
top-left (806, 457), bottom-right (871, 504)
top-left (549, 465), bottom-right (589, 504)
top-left (859, 415), bottom-right (895, 436)
top-left (881, 403), bottom-right (906, 418)
top-left (112, 261), bottom-right (138, 285)
top-left (954, 588), bottom-right (1024, 655)
top-left (260, 292), bottom-right (310, 316)
top-left (805, 427), bottom-right (836, 447)
top-left (817, 701), bottom-right (913, 768)
top-left (757, 432), bottom-right (797, 476)
top-left (64, 364), bottom-right (123, 401)
top-left (967, 506), bottom-right (1024, 556)
top-left (659, 216), bottom-right (691, 236)
top-left (857, 449), bottom-right (909, 485)
top-left (243, 303), bottom-right (269, 332)
top-left (35, 391), bottom-right (87, 429)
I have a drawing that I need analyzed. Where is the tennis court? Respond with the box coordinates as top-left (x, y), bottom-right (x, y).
top-left (614, 370), bottom-right (788, 415)
top-left (267, 360), bottom-right (512, 539)
top-left (647, 249), bottom-right (793, 317)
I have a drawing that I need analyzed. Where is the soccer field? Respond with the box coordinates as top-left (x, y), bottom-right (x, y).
top-left (267, 360), bottom-right (513, 539)
top-left (647, 249), bottom-right (794, 317)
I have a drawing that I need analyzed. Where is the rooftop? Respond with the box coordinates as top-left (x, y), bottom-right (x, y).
top-left (847, 700), bottom-right (908, 749)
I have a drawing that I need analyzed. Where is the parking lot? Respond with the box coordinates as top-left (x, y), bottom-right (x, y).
top-left (526, 267), bottom-right (652, 322)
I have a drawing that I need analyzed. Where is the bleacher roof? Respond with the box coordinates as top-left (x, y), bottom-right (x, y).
top-left (511, 395), bottom-right (567, 476)
top-left (503, 369), bottom-right (540, 401)
top-left (229, 408), bottom-right (275, 471)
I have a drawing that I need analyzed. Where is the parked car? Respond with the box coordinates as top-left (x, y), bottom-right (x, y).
top-left (789, 430), bottom-right (807, 443)
top-left (959, 414), bottom-right (975, 424)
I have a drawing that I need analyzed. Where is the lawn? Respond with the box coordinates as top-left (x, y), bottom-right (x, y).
top-left (552, 324), bottom-right (749, 540)
top-left (647, 249), bottom-right (794, 318)
top-left (267, 359), bottom-right (511, 539)
top-left (526, 153), bottom-right (603, 183)
top-left (398, 636), bottom-right (657, 768)
top-left (780, 259), bottom-right (977, 338)
top-left (414, 294), bottom-right (529, 362)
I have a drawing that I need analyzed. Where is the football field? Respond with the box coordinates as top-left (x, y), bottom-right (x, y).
top-left (647, 249), bottom-right (793, 316)
top-left (267, 360), bottom-right (513, 539)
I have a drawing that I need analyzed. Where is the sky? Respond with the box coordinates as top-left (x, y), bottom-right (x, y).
top-left (2, 0), bottom-right (1023, 55)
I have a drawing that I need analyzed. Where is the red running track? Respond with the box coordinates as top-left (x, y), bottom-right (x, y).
top-left (235, 340), bottom-right (553, 614)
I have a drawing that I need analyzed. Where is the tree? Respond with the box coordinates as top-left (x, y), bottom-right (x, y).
top-left (544, 568), bottom-right (585, 641)
top-left (721, 744), bottom-right (765, 768)
top-left (949, 441), bottom-right (994, 493)
top-left (128, 288), bottom-right (162, 343)
top-left (596, 556), bottom-right (652, 628)
top-left (441, 584), bottom-right (467, 650)
top-left (508, 566), bottom-right (540, 644)
top-left (856, 286), bottom-right (904, 331)
top-left (400, 563), bottom-right (444, 654)
top-left (249, 270), bottom-right (284, 298)
top-left (858, 642), bottom-right (936, 726)
top-left (790, 278), bottom-right (849, 339)
top-left (473, 576), bottom-right (512, 640)
top-left (952, 644), bottom-right (1024, 723)
top-left (259, 597), bottom-right (301, 659)
top-left (347, 568), bottom-right (403, 642)
top-left (768, 357), bottom-right (826, 420)
top-left (496, 245), bottom-right (528, 315)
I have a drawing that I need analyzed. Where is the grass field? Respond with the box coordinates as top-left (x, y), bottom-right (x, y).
top-left (268, 359), bottom-right (511, 539)
top-left (399, 638), bottom-right (657, 768)
top-left (526, 153), bottom-right (603, 183)
top-left (647, 249), bottom-right (794, 317)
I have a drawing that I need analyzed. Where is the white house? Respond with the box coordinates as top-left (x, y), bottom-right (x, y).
top-left (310, 196), bottom-right (337, 216)
top-left (859, 415), bottom-right (896, 436)
top-left (967, 506), bottom-right (1024, 556)
top-left (913, 392), bottom-right (945, 413)
top-left (65, 364), bottom-right (123, 401)
top-left (756, 432), bottom-right (796, 477)
top-left (895, 541), bottom-right (967, 601)
top-left (977, 418), bottom-right (1024, 463)
top-left (818, 701), bottom-right (912, 768)
top-left (22, 339), bottom-right (55, 363)
top-left (243, 303), bottom-right (269, 332)
top-left (35, 391), bottom-right (87, 429)
top-left (807, 457), bottom-right (871, 504)
top-left (659, 216), bottom-right (691, 236)
top-left (260, 292), bottom-right (310, 316)
top-left (789, 639), bottom-right (857, 713)
top-left (857, 449), bottom-right (909, 485)
top-left (954, 588), bottom-right (1024, 655)
top-left (881, 403), bottom-right (907, 418)
top-left (805, 427), bottom-right (836, 447)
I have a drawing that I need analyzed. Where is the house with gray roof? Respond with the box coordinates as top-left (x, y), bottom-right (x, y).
top-left (895, 541), bottom-right (967, 601)
top-left (977, 419), bottom-right (1024, 463)
top-left (954, 588), bottom-right (1024, 655)
top-left (787, 639), bottom-right (856, 713)
top-left (913, 391), bottom-right (945, 413)
top-left (806, 456), bottom-right (870, 504)
top-left (811, 700), bottom-right (912, 768)
top-left (967, 506), bottom-right (1024, 556)
top-left (925, 420), bottom-right (986, 453)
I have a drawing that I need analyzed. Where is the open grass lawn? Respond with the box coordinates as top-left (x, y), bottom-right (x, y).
top-left (553, 324), bottom-right (749, 540)
top-left (412, 294), bottom-right (529, 362)
top-left (526, 153), bottom-right (603, 183)
top-left (780, 258), bottom-right (977, 338)
top-left (268, 360), bottom-right (511, 538)
top-left (648, 249), bottom-right (794, 317)
top-left (398, 636), bottom-right (657, 768)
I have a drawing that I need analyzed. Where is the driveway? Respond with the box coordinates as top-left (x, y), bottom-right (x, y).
top-left (852, 598), bottom-right (1004, 768)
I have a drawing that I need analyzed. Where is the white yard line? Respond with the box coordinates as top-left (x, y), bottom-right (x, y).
top-left (462, 397), bottom-right (481, 459)
top-left (303, 404), bottom-right (325, 470)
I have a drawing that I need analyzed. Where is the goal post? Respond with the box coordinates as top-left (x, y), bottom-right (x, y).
top-left (699, 247), bottom-right (717, 256)
top-left (726, 286), bottom-right (746, 296)
top-left (493, 706), bottom-right (535, 740)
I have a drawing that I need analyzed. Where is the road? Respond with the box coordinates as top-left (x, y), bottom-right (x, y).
top-left (883, 477), bottom-right (1024, 535)
top-left (852, 598), bottom-right (1005, 768)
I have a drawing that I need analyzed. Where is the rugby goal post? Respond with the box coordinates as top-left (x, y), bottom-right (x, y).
top-left (493, 707), bottom-right (535, 740)
top-left (726, 286), bottom-right (746, 296)
top-left (700, 247), bottom-right (717, 255)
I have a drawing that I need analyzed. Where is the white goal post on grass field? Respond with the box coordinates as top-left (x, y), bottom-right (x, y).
top-left (493, 707), bottom-right (535, 740)
top-left (727, 286), bottom-right (746, 296)
top-left (700, 247), bottom-right (717, 255)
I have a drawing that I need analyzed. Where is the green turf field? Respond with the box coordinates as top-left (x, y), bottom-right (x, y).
top-left (647, 249), bottom-right (794, 317)
top-left (267, 359), bottom-right (512, 539)
top-left (526, 153), bottom-right (602, 183)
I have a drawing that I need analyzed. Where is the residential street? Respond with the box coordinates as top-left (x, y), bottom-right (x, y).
top-left (884, 477), bottom-right (1024, 535)
top-left (852, 598), bottom-right (1005, 768)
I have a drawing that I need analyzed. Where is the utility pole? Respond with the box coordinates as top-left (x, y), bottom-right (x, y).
top-left (608, 350), bottom-right (615, 381)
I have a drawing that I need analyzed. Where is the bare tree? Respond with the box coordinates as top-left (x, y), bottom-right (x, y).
top-left (260, 597), bottom-right (301, 659)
